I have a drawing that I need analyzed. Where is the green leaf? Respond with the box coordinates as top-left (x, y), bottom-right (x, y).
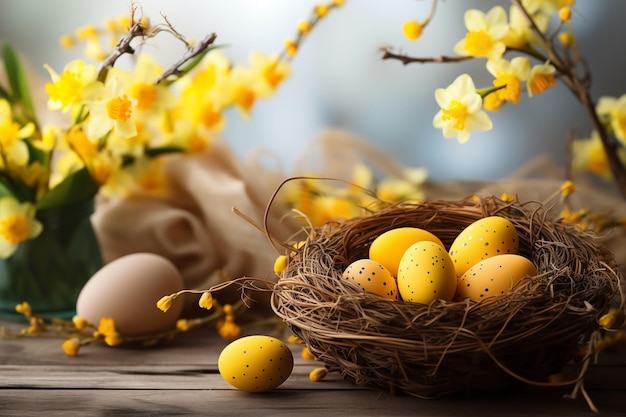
top-left (145, 145), bottom-right (186, 158)
top-left (2, 42), bottom-right (37, 122)
top-left (0, 84), bottom-right (10, 101)
top-left (0, 172), bottom-right (34, 202)
top-left (35, 167), bottom-right (99, 211)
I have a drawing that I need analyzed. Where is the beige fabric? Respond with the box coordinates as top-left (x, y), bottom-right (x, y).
top-left (92, 139), bottom-right (297, 312)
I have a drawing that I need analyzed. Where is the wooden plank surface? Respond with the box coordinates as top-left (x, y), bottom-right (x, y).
top-left (1, 320), bottom-right (625, 417)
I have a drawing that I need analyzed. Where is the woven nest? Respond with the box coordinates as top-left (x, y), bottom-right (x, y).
top-left (271, 196), bottom-right (623, 399)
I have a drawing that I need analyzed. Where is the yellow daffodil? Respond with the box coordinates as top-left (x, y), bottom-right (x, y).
top-left (527, 62), bottom-right (557, 97)
top-left (44, 59), bottom-right (97, 112)
top-left (521, 0), bottom-right (562, 15)
top-left (0, 100), bottom-right (33, 167)
top-left (249, 52), bottom-right (291, 98)
top-left (0, 197), bottom-right (42, 258)
top-left (433, 74), bottom-right (493, 144)
top-left (453, 6), bottom-right (508, 61)
top-left (83, 75), bottom-right (138, 141)
top-left (502, 5), bottom-right (548, 48)
top-left (596, 94), bottom-right (626, 144)
top-left (484, 57), bottom-right (531, 111)
top-left (571, 130), bottom-right (623, 180)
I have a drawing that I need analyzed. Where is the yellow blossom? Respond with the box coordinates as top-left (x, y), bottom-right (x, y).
top-left (558, 32), bottom-right (573, 47)
top-left (559, 180), bottom-right (575, 197)
top-left (249, 52), bottom-right (291, 98)
top-left (176, 319), bottom-right (190, 332)
top-left (331, 0), bottom-right (345, 6)
top-left (274, 255), bottom-right (289, 274)
top-left (198, 291), bottom-right (213, 310)
top-left (302, 346), bottom-right (315, 360)
top-left (309, 367), bottom-right (329, 382)
top-left (596, 94), bottom-right (626, 144)
top-left (104, 332), bottom-right (123, 346)
top-left (44, 59), bottom-right (97, 112)
top-left (96, 317), bottom-right (117, 337)
top-left (62, 338), bottom-right (81, 357)
top-left (503, 5), bottom-right (549, 48)
top-left (59, 35), bottom-right (75, 49)
top-left (598, 308), bottom-right (617, 329)
top-left (72, 316), bottom-right (89, 330)
top-left (284, 39), bottom-right (298, 58)
top-left (433, 74), bottom-right (493, 144)
top-left (453, 6), bottom-right (508, 61)
top-left (297, 20), bottom-right (312, 34)
top-left (0, 99), bottom-right (34, 167)
top-left (82, 75), bottom-right (138, 141)
top-left (558, 6), bottom-right (572, 21)
top-left (527, 62), bottom-right (557, 97)
top-left (402, 20), bottom-right (423, 41)
top-left (571, 130), bottom-right (619, 180)
top-left (157, 295), bottom-right (174, 312)
top-left (15, 302), bottom-right (32, 317)
top-left (485, 57), bottom-right (531, 108)
top-left (315, 4), bottom-right (329, 18)
top-left (217, 321), bottom-right (241, 341)
top-left (0, 197), bottom-right (43, 258)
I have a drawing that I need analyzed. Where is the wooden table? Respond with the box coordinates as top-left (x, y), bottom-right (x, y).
top-left (1, 319), bottom-right (625, 417)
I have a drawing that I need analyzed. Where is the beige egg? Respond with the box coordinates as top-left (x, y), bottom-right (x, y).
top-left (449, 216), bottom-right (519, 279)
top-left (342, 259), bottom-right (399, 300)
top-left (218, 335), bottom-right (294, 392)
top-left (76, 252), bottom-right (184, 336)
top-left (397, 241), bottom-right (456, 304)
top-left (456, 254), bottom-right (538, 301)
top-left (369, 227), bottom-right (444, 277)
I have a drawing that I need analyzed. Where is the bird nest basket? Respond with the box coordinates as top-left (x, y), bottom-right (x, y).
top-left (271, 196), bottom-right (623, 400)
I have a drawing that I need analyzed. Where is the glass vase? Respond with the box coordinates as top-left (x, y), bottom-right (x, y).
top-left (0, 198), bottom-right (103, 320)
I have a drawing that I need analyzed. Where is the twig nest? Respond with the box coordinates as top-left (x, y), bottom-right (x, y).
top-left (272, 197), bottom-right (623, 398)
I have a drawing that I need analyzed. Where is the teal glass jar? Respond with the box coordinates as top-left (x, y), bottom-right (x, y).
top-left (0, 198), bottom-right (103, 320)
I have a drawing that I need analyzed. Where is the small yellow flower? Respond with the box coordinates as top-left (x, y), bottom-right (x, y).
top-left (559, 180), bottom-right (576, 197)
top-left (297, 20), bottom-right (312, 34)
top-left (485, 57), bottom-right (531, 105)
top-left (527, 62), bottom-right (557, 97)
top-left (453, 6), bottom-right (508, 61)
top-left (500, 192), bottom-right (514, 202)
top-left (0, 197), bottom-right (43, 258)
top-left (598, 308), bottom-right (617, 329)
top-left (44, 59), bottom-right (97, 112)
top-left (156, 295), bottom-right (174, 312)
top-left (433, 74), bottom-right (493, 144)
top-left (314, 4), bottom-right (329, 18)
top-left (274, 255), bottom-right (289, 274)
top-left (15, 302), bottom-right (32, 317)
top-left (558, 7), bottom-right (572, 22)
top-left (217, 321), bottom-right (241, 341)
top-left (331, 0), bottom-right (345, 6)
top-left (59, 35), bottom-right (75, 49)
top-left (596, 94), bottom-right (626, 144)
top-left (558, 32), bottom-right (573, 47)
top-left (284, 39), bottom-right (298, 58)
top-left (402, 20), bottom-right (423, 41)
top-left (309, 367), bottom-right (329, 382)
top-left (287, 334), bottom-right (303, 345)
top-left (198, 291), bottom-right (213, 310)
top-left (104, 332), bottom-right (123, 347)
top-left (222, 304), bottom-right (234, 316)
top-left (62, 338), bottom-right (81, 357)
top-left (96, 317), bottom-right (117, 337)
top-left (72, 316), bottom-right (89, 330)
top-left (301, 346), bottom-right (315, 360)
top-left (176, 319), bottom-right (190, 332)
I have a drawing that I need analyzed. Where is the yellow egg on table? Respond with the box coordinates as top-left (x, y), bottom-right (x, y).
top-left (456, 254), bottom-right (538, 301)
top-left (342, 259), bottom-right (399, 300)
top-left (369, 227), bottom-right (444, 277)
top-left (397, 241), bottom-right (456, 304)
top-left (76, 253), bottom-right (184, 336)
top-left (218, 335), bottom-right (294, 392)
top-left (449, 216), bottom-right (519, 279)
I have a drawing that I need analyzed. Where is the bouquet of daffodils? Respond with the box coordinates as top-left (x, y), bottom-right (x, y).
top-left (0, 11), bottom-right (293, 259)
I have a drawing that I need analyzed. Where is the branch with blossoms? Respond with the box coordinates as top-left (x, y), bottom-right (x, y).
top-left (382, 0), bottom-right (626, 199)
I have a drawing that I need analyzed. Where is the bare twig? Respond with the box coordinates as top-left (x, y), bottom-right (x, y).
top-left (381, 48), bottom-right (474, 65)
top-left (97, 23), bottom-right (145, 81)
top-left (157, 33), bottom-right (217, 84)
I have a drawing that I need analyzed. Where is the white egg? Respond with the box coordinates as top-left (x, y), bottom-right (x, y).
top-left (76, 252), bottom-right (184, 336)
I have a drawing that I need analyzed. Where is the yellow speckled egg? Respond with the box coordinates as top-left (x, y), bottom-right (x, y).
top-left (449, 216), bottom-right (519, 279)
top-left (456, 254), bottom-right (537, 301)
top-left (218, 335), bottom-right (294, 392)
top-left (369, 227), bottom-right (445, 277)
top-left (397, 241), bottom-right (456, 304)
top-left (342, 259), bottom-right (399, 300)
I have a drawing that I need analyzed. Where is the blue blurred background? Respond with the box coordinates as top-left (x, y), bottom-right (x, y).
top-left (1, 0), bottom-right (625, 181)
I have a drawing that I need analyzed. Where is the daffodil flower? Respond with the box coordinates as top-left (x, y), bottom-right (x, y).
top-left (596, 94), bottom-right (626, 144)
top-left (453, 6), bottom-right (508, 61)
top-left (571, 130), bottom-right (626, 180)
top-left (433, 74), bottom-right (493, 144)
top-left (44, 59), bottom-right (97, 112)
top-left (484, 56), bottom-right (531, 111)
top-left (0, 197), bottom-right (43, 258)
top-left (83, 75), bottom-right (138, 141)
top-left (527, 62), bottom-right (557, 97)
top-left (249, 52), bottom-right (291, 98)
top-left (0, 99), bottom-right (33, 167)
